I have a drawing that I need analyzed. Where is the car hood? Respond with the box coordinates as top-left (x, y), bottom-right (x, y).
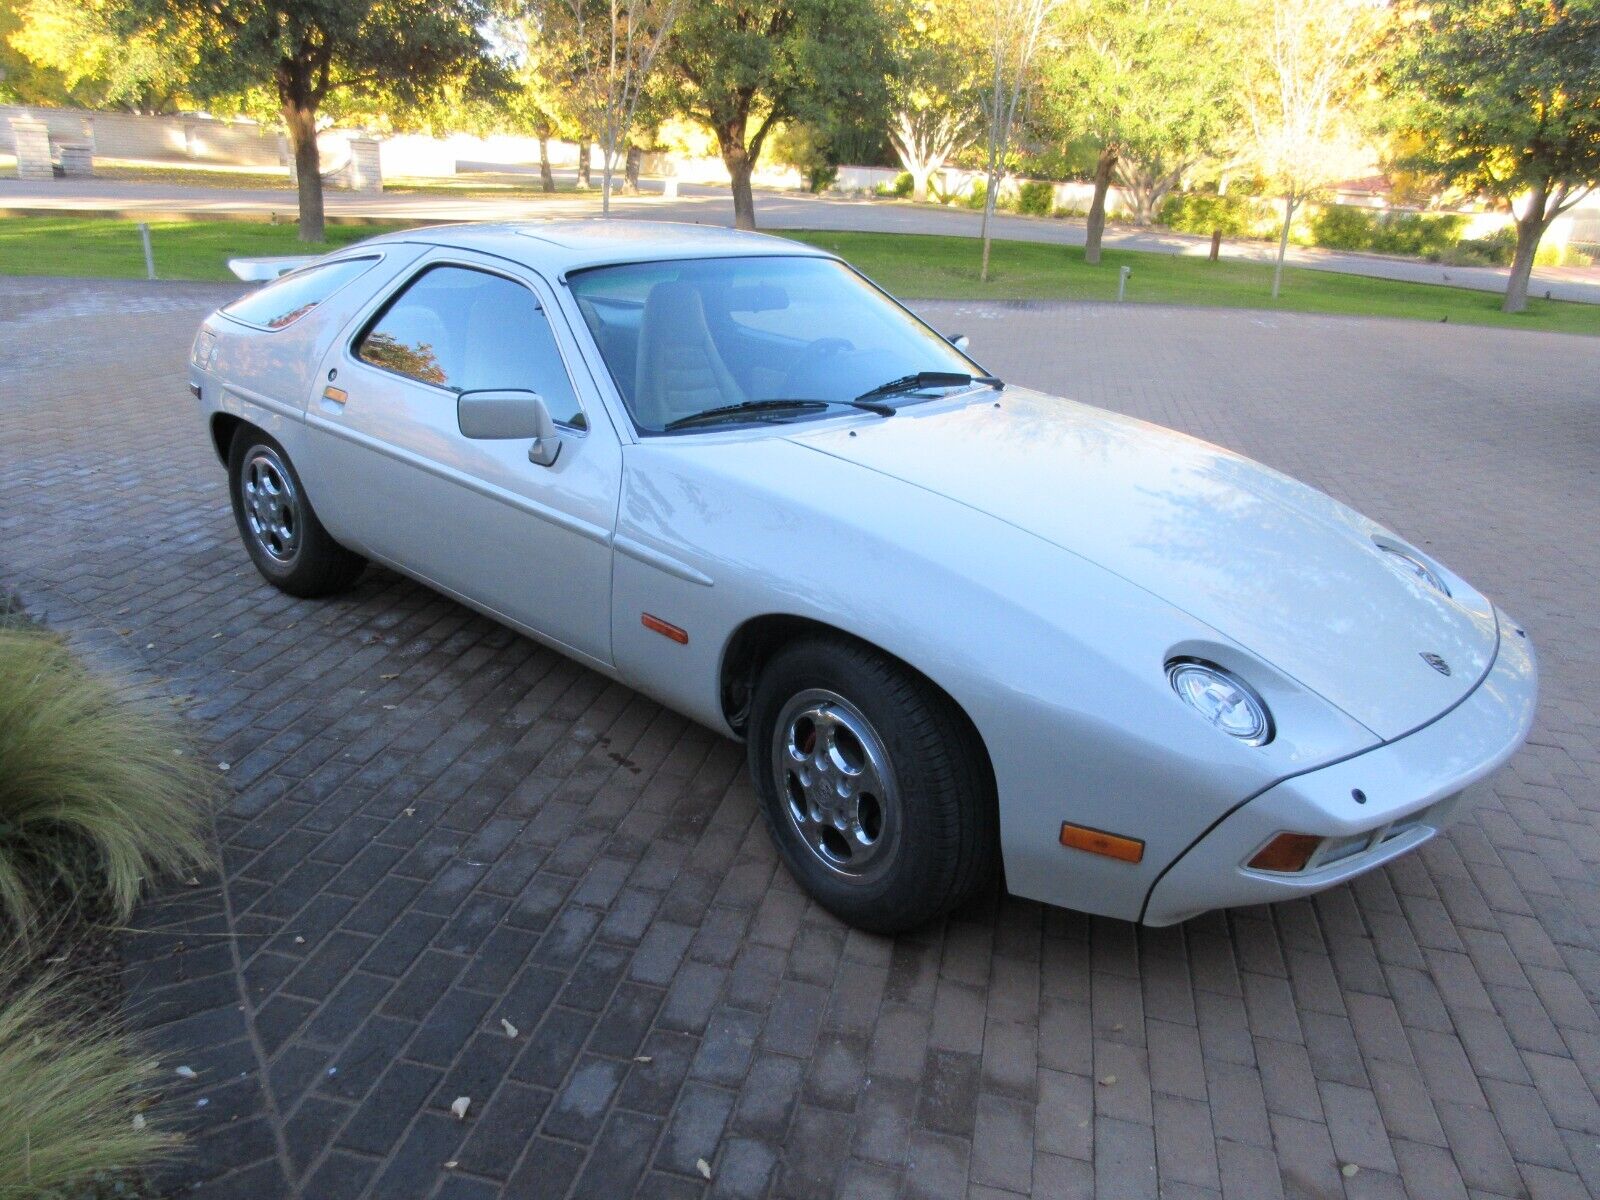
top-left (784, 387), bottom-right (1498, 742)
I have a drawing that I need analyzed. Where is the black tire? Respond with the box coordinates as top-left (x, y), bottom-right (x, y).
top-left (227, 427), bottom-right (364, 598)
top-left (748, 637), bottom-right (997, 933)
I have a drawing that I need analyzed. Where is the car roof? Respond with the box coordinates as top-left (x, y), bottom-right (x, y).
top-left (362, 219), bottom-right (833, 276)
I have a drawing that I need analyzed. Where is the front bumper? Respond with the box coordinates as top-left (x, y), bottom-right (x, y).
top-left (1141, 613), bottom-right (1537, 926)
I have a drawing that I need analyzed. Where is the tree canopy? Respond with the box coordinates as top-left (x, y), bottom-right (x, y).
top-left (1388, 0), bottom-right (1600, 311)
top-left (110, 0), bottom-right (504, 240)
top-left (659, 0), bottom-right (892, 228)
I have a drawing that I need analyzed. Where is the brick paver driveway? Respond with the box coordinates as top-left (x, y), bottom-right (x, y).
top-left (2, 276), bottom-right (1598, 1200)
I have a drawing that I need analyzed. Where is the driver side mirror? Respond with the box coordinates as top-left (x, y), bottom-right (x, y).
top-left (458, 389), bottom-right (562, 466)
top-left (947, 333), bottom-right (970, 351)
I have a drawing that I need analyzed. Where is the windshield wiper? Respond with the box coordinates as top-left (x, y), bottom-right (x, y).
top-left (853, 370), bottom-right (1004, 405)
top-left (663, 398), bottom-right (893, 432)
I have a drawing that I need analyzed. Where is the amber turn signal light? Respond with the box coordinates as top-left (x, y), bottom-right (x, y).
top-left (1059, 822), bottom-right (1144, 864)
top-left (641, 613), bottom-right (688, 644)
top-left (1247, 832), bottom-right (1323, 873)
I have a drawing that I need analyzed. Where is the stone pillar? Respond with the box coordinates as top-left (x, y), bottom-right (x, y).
top-left (9, 117), bottom-right (53, 181)
top-left (59, 144), bottom-right (93, 177)
top-left (347, 138), bottom-right (382, 193)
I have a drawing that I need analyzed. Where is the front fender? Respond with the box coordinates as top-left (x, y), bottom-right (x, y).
top-left (611, 435), bottom-right (1378, 920)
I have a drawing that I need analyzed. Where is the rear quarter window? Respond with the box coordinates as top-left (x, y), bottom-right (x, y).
top-left (222, 256), bottom-right (379, 330)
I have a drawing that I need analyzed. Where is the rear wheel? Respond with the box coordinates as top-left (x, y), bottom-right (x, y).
top-left (227, 429), bottom-right (364, 597)
top-left (748, 637), bottom-right (996, 933)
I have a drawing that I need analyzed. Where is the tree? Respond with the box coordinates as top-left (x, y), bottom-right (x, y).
top-left (1045, 0), bottom-right (1248, 265)
top-left (113, 0), bottom-right (503, 242)
top-left (1240, 0), bottom-right (1381, 297)
top-left (974, 0), bottom-right (1059, 281)
top-left (888, 0), bottom-right (983, 203)
top-left (660, 0), bottom-right (892, 230)
top-left (5, 0), bottom-right (198, 112)
top-left (524, 0), bottom-right (681, 215)
top-left (1388, 0), bottom-right (1600, 313)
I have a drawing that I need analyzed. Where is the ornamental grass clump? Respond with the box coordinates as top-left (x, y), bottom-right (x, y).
top-left (0, 626), bottom-right (212, 935)
top-left (0, 958), bottom-right (176, 1197)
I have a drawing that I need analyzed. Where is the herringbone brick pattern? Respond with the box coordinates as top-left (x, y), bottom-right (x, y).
top-left (2, 276), bottom-right (1597, 1200)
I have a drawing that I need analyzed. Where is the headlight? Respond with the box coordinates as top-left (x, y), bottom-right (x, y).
top-left (1376, 541), bottom-right (1450, 596)
top-left (1168, 660), bottom-right (1272, 746)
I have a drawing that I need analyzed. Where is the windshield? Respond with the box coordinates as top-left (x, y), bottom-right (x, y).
top-left (567, 255), bottom-right (982, 434)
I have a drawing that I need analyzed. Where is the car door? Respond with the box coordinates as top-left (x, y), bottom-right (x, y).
top-left (303, 250), bottom-right (621, 667)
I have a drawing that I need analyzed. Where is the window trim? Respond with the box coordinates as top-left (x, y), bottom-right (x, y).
top-left (220, 253), bottom-right (385, 332)
top-left (346, 258), bottom-right (591, 434)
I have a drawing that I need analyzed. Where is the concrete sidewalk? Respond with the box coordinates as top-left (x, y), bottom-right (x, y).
top-left (5, 174), bottom-right (1598, 304)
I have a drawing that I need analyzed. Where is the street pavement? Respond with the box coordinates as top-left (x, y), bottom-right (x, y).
top-left (2, 277), bottom-right (1599, 1199)
top-left (4, 172), bottom-right (1599, 304)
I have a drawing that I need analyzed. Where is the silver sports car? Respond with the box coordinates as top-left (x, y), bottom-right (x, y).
top-left (189, 220), bottom-right (1537, 932)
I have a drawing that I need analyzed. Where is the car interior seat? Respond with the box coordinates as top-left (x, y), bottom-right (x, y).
top-left (632, 281), bottom-right (744, 429)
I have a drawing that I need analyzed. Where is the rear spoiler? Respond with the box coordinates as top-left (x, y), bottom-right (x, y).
top-left (228, 255), bottom-right (319, 282)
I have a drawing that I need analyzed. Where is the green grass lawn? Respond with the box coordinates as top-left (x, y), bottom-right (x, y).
top-left (0, 216), bottom-right (1593, 335)
top-left (784, 230), bottom-right (1600, 336)
top-left (0, 218), bottom-right (408, 281)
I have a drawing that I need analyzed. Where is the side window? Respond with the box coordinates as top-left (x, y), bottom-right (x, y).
top-left (355, 264), bottom-right (586, 428)
top-left (223, 256), bottom-right (378, 329)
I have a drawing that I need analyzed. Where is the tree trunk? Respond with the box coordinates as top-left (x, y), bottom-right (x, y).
top-left (719, 133), bottom-right (757, 230)
top-left (1503, 187), bottom-right (1552, 314)
top-left (283, 100), bottom-right (324, 243)
top-left (625, 145), bottom-right (642, 194)
top-left (538, 137), bottom-right (554, 192)
top-left (1272, 195), bottom-right (1296, 299)
top-left (577, 141), bottom-right (591, 189)
top-left (1084, 148), bottom-right (1116, 266)
top-left (911, 167), bottom-right (931, 203)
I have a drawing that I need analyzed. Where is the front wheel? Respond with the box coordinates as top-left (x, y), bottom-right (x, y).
top-left (748, 637), bottom-right (996, 933)
top-left (227, 429), bottom-right (364, 598)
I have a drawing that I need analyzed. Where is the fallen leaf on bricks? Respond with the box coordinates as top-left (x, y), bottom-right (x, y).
top-left (450, 1096), bottom-right (471, 1120)
top-left (696, 1160), bottom-right (711, 1180)
top-left (501, 1019), bottom-right (519, 1038)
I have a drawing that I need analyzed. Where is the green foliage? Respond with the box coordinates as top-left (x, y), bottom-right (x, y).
top-left (772, 122), bottom-right (839, 192)
top-left (1159, 192), bottom-right (1261, 238)
top-left (0, 627), bottom-right (211, 934)
top-left (1309, 207), bottom-right (1468, 257)
top-left (6, 0), bottom-right (199, 113)
top-left (963, 179), bottom-right (989, 211)
top-left (1017, 180), bottom-right (1053, 216)
top-left (893, 171), bottom-right (914, 197)
top-left (659, 0), bottom-right (892, 167)
top-left (0, 957), bottom-right (176, 1195)
top-left (1447, 228), bottom-right (1517, 267)
top-left (110, 0), bottom-right (505, 126)
top-left (1042, 0), bottom-right (1249, 185)
top-left (1387, 0), bottom-right (1600, 210)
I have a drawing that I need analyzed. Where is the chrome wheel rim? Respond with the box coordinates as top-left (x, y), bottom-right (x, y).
top-left (771, 689), bottom-right (900, 883)
top-left (241, 447), bottom-right (301, 565)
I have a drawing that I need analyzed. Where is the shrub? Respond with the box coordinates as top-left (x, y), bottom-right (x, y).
top-left (0, 627), bottom-right (211, 934)
top-left (1159, 192), bottom-right (1257, 238)
top-left (893, 171), bottom-right (913, 197)
top-left (0, 959), bottom-right (176, 1195)
top-left (963, 180), bottom-right (989, 210)
top-left (1017, 180), bottom-right (1053, 216)
top-left (1309, 204), bottom-right (1378, 251)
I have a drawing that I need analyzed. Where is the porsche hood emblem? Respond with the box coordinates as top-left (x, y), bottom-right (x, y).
top-left (1420, 652), bottom-right (1452, 676)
